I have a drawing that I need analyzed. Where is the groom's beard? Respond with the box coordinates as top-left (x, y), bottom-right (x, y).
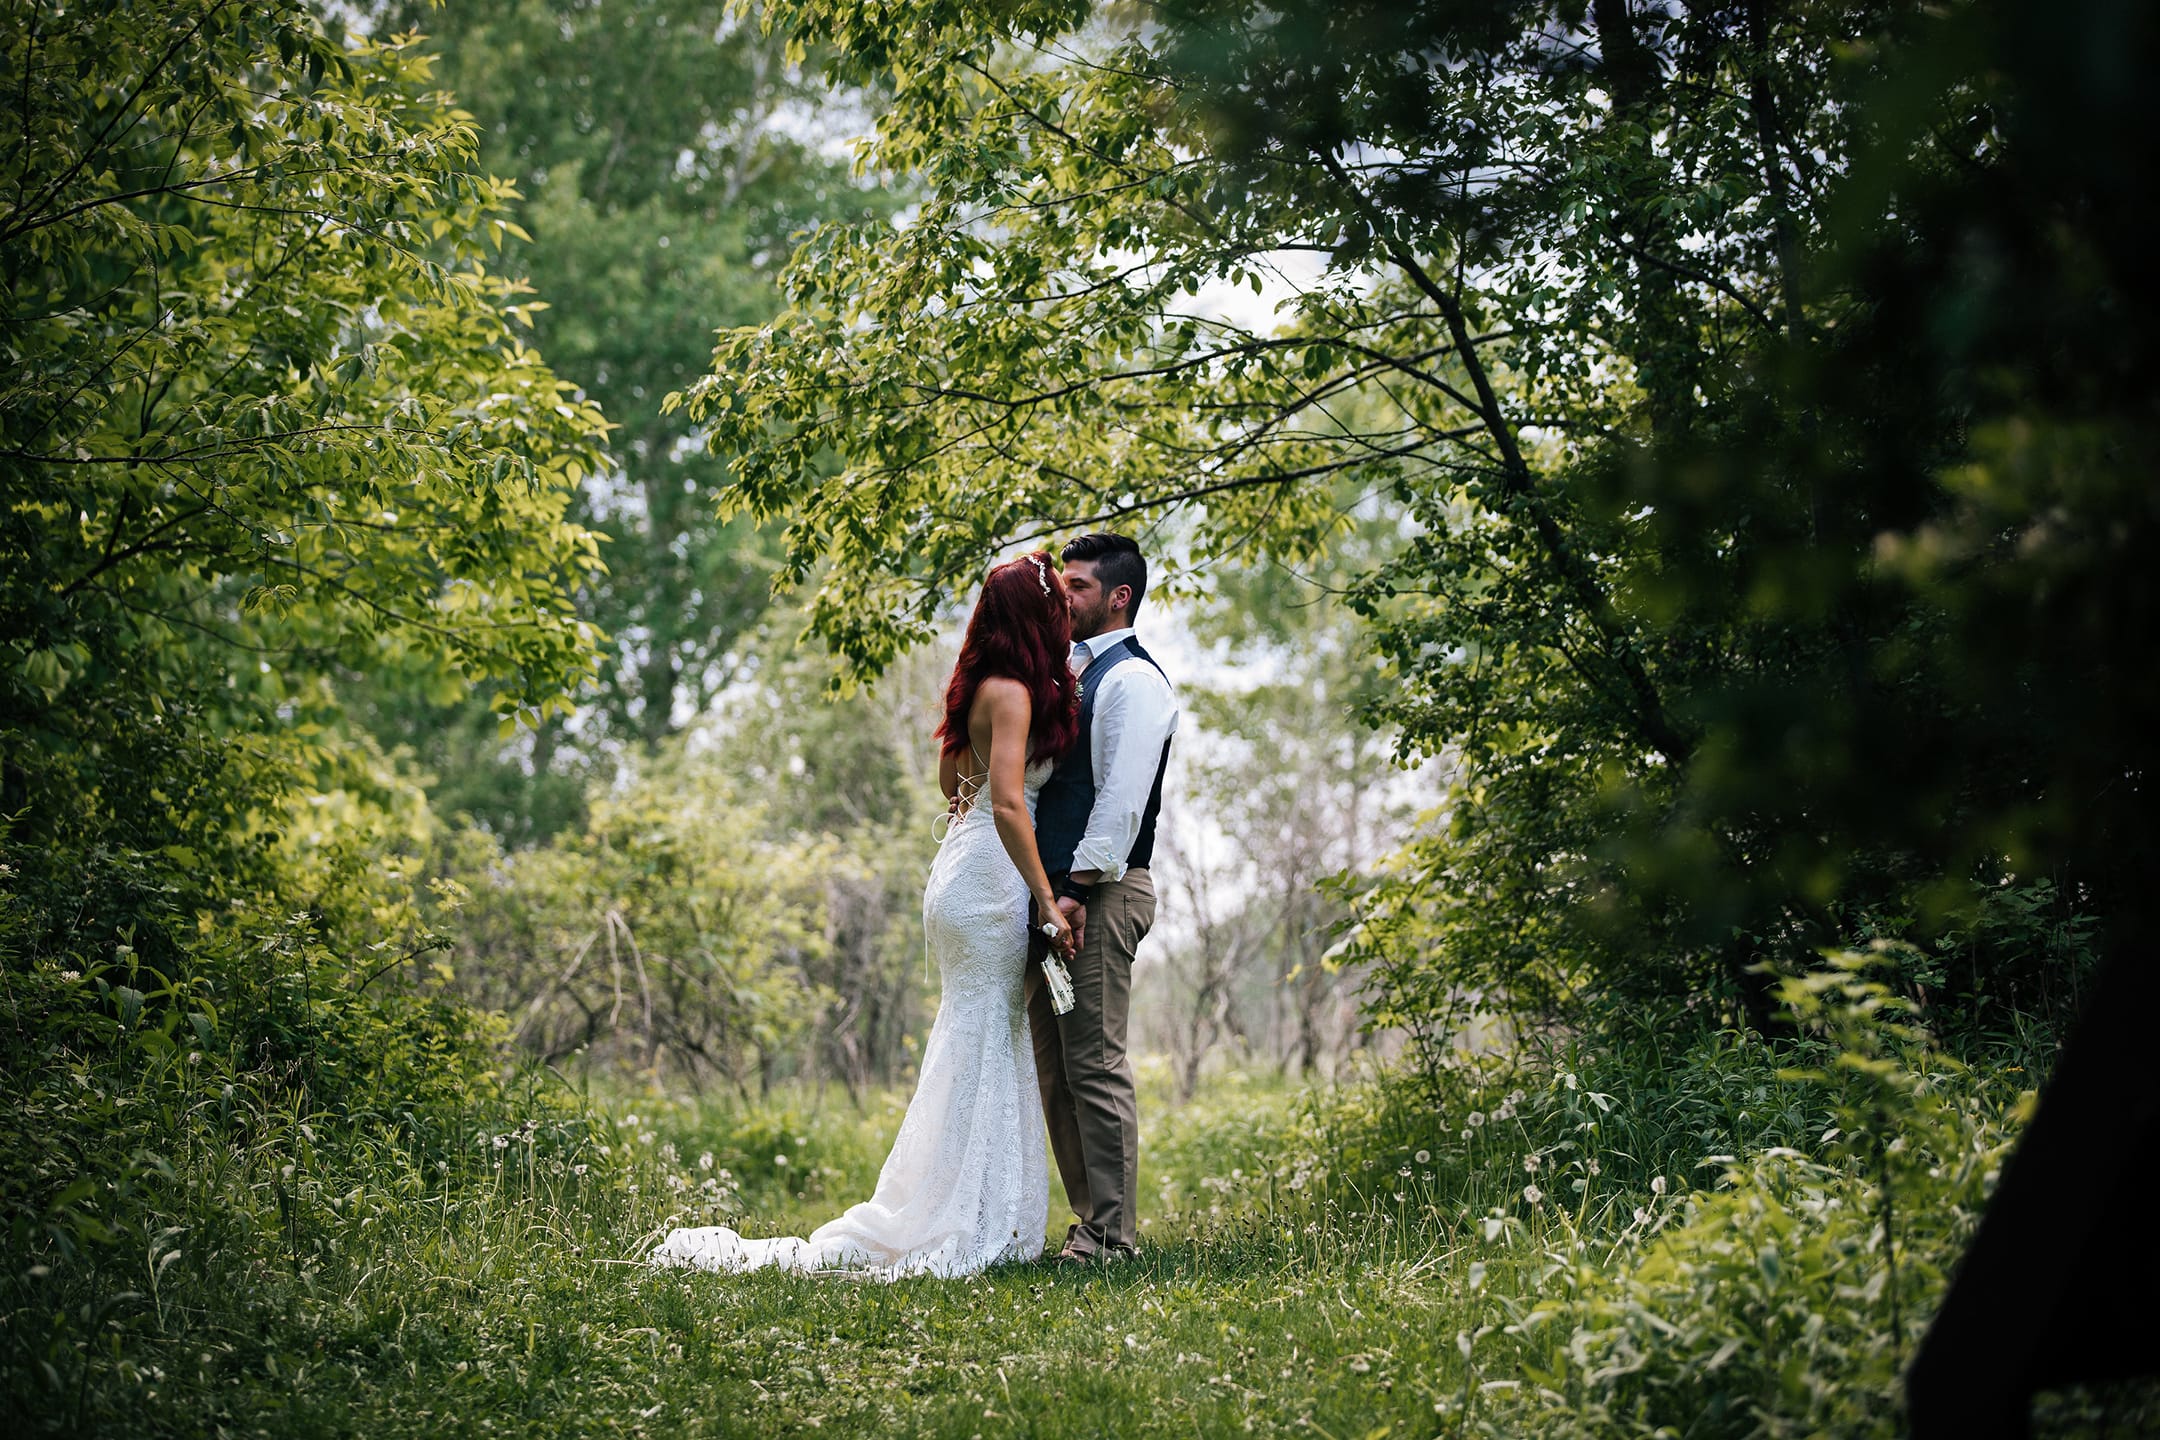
top-left (1070, 599), bottom-right (1109, 640)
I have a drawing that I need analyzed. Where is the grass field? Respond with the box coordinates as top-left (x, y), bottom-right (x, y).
top-left (13, 1038), bottom-right (2155, 1439)
top-left (7, 1060), bottom-right (1592, 1439)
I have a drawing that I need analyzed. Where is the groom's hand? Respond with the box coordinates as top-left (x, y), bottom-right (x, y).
top-left (1056, 896), bottom-right (1086, 954)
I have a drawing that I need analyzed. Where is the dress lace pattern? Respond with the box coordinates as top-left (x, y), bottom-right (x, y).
top-left (650, 757), bottom-right (1052, 1280)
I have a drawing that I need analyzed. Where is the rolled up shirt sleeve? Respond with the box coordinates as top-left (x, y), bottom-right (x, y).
top-left (1069, 662), bottom-right (1178, 882)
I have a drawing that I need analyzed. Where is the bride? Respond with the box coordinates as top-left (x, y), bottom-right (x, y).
top-left (651, 551), bottom-right (1082, 1278)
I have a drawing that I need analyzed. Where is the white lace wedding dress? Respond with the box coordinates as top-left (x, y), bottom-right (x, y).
top-left (650, 757), bottom-right (1052, 1279)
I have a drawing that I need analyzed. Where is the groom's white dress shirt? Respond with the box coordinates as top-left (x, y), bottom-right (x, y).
top-left (1068, 626), bottom-right (1179, 884)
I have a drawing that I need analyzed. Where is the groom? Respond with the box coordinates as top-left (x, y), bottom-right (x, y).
top-left (1028, 532), bottom-right (1178, 1264)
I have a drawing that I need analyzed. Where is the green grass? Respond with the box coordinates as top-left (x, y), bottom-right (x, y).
top-left (12, 1028), bottom-right (2156, 1439)
top-left (3, 1058), bottom-right (1567, 1439)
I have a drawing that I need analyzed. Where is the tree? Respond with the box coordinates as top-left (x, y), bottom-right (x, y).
top-left (677, 0), bottom-right (2155, 1043)
top-left (0, 0), bottom-right (609, 973)
top-left (352, 0), bottom-right (897, 844)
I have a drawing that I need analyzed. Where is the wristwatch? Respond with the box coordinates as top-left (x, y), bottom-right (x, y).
top-left (1056, 875), bottom-right (1092, 904)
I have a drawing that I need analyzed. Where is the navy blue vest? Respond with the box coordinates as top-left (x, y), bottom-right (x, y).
top-left (1034, 637), bottom-right (1172, 877)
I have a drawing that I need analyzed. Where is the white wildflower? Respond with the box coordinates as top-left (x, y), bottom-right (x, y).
top-left (1522, 1184), bottom-right (1543, 1205)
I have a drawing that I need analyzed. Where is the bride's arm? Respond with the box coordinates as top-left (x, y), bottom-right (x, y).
top-left (975, 679), bottom-right (1070, 952)
top-left (938, 744), bottom-right (960, 805)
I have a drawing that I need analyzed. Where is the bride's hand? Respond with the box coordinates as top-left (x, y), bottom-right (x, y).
top-left (1035, 899), bottom-right (1076, 959)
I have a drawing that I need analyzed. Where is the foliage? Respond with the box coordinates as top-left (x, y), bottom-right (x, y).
top-left (423, 628), bottom-right (949, 1093)
top-left (680, 0), bottom-right (2159, 1046)
top-left (0, 0), bottom-right (610, 984)
top-left (0, 767), bottom-right (579, 1433)
top-left (347, 0), bottom-right (900, 846)
top-left (428, 751), bottom-right (843, 1092)
top-left (0, 9), bottom-right (629, 1430)
top-left (1501, 956), bottom-right (2018, 1437)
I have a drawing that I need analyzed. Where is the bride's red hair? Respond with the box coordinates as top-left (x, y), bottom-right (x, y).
top-left (938, 550), bottom-right (1082, 763)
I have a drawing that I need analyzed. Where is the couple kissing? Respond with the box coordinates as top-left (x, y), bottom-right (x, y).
top-left (654, 533), bottom-right (1177, 1278)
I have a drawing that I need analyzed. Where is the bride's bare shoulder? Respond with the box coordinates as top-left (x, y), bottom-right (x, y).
top-left (971, 675), bottom-right (1033, 707)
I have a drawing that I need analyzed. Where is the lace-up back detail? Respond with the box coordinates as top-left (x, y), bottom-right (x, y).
top-left (948, 744), bottom-right (993, 826)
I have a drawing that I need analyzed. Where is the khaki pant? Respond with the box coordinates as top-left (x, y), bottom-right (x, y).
top-left (1027, 867), bottom-right (1154, 1256)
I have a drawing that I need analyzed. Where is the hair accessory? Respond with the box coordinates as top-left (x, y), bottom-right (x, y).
top-left (1026, 554), bottom-right (1053, 597)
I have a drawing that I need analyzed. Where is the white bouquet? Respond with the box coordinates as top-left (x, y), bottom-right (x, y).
top-left (1040, 952), bottom-right (1075, 1015)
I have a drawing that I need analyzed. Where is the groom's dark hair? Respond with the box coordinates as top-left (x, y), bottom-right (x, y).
top-left (1061, 532), bottom-right (1147, 616)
